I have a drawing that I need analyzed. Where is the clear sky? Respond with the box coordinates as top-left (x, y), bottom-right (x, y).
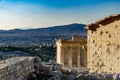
top-left (0, 0), bottom-right (120, 30)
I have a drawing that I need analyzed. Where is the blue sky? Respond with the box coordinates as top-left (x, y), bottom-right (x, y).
top-left (0, 0), bottom-right (120, 30)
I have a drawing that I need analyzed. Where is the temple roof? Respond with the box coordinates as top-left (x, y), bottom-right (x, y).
top-left (85, 14), bottom-right (120, 31)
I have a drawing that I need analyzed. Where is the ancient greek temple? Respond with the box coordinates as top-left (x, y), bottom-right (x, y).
top-left (56, 36), bottom-right (87, 70)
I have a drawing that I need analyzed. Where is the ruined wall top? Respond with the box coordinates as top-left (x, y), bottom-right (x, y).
top-left (85, 14), bottom-right (120, 31)
top-left (72, 35), bottom-right (84, 41)
top-left (56, 36), bottom-right (86, 45)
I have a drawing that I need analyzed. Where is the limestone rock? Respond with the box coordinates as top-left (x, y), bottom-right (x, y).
top-left (49, 60), bottom-right (56, 65)
top-left (100, 73), bottom-right (113, 80)
top-left (48, 77), bottom-right (58, 80)
top-left (68, 74), bottom-right (76, 80)
top-left (51, 71), bottom-right (62, 77)
top-left (113, 74), bottom-right (120, 80)
top-left (71, 69), bottom-right (78, 75)
top-left (53, 64), bottom-right (62, 71)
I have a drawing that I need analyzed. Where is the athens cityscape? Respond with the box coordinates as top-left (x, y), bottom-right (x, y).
top-left (0, 0), bottom-right (120, 80)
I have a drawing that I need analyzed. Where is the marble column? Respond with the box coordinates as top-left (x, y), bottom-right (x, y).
top-left (68, 47), bottom-right (72, 68)
top-left (77, 46), bottom-right (81, 68)
top-left (84, 45), bottom-right (87, 67)
top-left (82, 46), bottom-right (85, 67)
top-left (60, 46), bottom-right (64, 66)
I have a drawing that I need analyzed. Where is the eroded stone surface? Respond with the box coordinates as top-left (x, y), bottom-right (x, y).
top-left (0, 57), bottom-right (36, 80)
top-left (86, 14), bottom-right (120, 73)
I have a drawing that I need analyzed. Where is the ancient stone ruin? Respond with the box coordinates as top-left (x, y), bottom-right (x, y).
top-left (56, 36), bottom-right (87, 71)
top-left (85, 14), bottom-right (120, 73)
top-left (0, 14), bottom-right (120, 80)
top-left (56, 14), bottom-right (120, 75)
top-left (0, 57), bottom-right (35, 80)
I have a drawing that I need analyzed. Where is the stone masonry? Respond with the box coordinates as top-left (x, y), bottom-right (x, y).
top-left (85, 14), bottom-right (120, 73)
top-left (56, 36), bottom-right (87, 71)
top-left (0, 57), bottom-right (35, 80)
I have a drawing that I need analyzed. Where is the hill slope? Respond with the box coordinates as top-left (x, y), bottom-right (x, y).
top-left (0, 23), bottom-right (86, 46)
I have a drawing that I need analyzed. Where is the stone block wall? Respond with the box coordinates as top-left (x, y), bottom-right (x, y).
top-left (0, 57), bottom-right (35, 80)
top-left (87, 17), bottom-right (120, 73)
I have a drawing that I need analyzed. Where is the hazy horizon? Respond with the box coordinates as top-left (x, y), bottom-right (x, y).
top-left (0, 0), bottom-right (120, 30)
top-left (0, 23), bottom-right (86, 30)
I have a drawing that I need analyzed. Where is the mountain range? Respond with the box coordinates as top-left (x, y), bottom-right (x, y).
top-left (0, 23), bottom-right (87, 46)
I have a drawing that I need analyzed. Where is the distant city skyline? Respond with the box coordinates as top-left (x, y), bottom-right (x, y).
top-left (0, 0), bottom-right (120, 30)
